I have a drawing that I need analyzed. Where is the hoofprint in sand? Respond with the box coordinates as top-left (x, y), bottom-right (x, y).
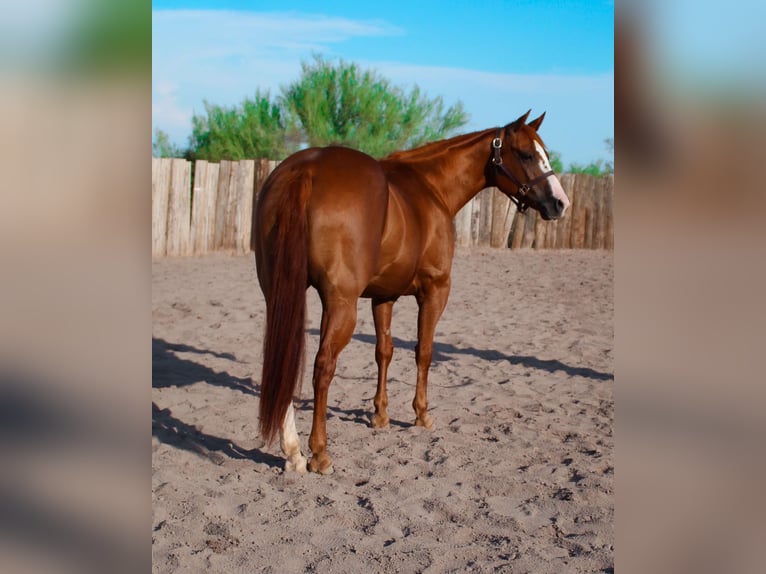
top-left (152, 248), bottom-right (613, 573)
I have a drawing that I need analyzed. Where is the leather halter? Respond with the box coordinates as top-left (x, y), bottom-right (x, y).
top-left (490, 127), bottom-right (555, 213)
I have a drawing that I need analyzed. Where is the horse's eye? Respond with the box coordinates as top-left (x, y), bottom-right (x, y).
top-left (518, 152), bottom-right (534, 161)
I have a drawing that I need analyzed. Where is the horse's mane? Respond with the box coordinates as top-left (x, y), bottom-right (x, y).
top-left (383, 128), bottom-right (495, 164)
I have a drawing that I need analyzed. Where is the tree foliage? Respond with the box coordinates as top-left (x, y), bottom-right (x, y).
top-left (182, 57), bottom-right (468, 161)
top-left (187, 90), bottom-right (297, 161)
top-left (548, 150), bottom-right (565, 173)
top-left (281, 56), bottom-right (468, 158)
top-left (553, 137), bottom-right (614, 176)
top-left (567, 158), bottom-right (610, 176)
top-left (152, 128), bottom-right (184, 158)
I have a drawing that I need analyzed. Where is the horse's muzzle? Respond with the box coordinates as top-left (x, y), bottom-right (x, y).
top-left (540, 197), bottom-right (568, 220)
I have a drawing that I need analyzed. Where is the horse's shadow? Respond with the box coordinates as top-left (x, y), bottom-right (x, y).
top-left (152, 337), bottom-right (258, 395)
top-left (152, 337), bottom-right (282, 469)
top-left (152, 402), bottom-right (282, 469)
top-left (293, 399), bottom-right (411, 429)
top-left (307, 329), bottom-right (613, 382)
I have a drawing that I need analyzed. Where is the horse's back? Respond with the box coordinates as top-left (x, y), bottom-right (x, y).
top-left (304, 146), bottom-right (388, 211)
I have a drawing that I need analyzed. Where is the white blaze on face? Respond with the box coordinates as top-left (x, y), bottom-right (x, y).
top-left (534, 140), bottom-right (570, 214)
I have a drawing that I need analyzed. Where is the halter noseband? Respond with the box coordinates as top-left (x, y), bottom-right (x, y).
top-left (491, 127), bottom-right (555, 213)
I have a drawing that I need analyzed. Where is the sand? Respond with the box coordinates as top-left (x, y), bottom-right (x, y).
top-left (152, 248), bottom-right (613, 573)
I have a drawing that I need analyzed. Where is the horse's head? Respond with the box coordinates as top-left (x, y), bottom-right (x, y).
top-left (489, 110), bottom-right (570, 220)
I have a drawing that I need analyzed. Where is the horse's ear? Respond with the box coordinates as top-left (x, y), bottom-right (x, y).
top-left (527, 111), bottom-right (546, 131)
top-left (509, 109), bottom-right (532, 132)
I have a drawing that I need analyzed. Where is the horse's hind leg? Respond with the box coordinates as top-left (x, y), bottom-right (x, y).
top-left (280, 402), bottom-right (307, 473)
top-left (371, 298), bottom-right (395, 428)
top-left (308, 296), bottom-right (358, 474)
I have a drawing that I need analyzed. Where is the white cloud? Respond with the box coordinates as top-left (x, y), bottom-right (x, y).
top-left (153, 10), bottom-right (402, 61)
top-left (372, 61), bottom-right (614, 109)
top-left (152, 83), bottom-right (190, 133)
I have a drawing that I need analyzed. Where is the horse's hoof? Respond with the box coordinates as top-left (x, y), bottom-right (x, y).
top-left (308, 454), bottom-right (334, 475)
top-left (371, 413), bottom-right (390, 429)
top-left (415, 414), bottom-right (434, 429)
top-left (285, 454), bottom-right (308, 473)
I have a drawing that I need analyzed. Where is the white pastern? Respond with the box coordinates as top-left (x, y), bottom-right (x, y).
top-left (280, 402), bottom-right (307, 473)
top-left (534, 140), bottom-right (570, 214)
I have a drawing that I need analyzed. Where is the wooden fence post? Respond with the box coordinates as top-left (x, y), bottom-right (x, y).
top-left (587, 174), bottom-right (598, 249)
top-left (152, 158), bottom-right (171, 256)
top-left (221, 161), bottom-right (243, 251)
top-left (454, 201), bottom-right (472, 247)
top-left (511, 210), bottom-right (526, 249)
top-left (191, 160), bottom-right (220, 255)
top-left (534, 208), bottom-right (548, 248)
top-left (233, 160), bottom-right (255, 253)
top-left (521, 206), bottom-right (537, 248)
top-left (569, 174), bottom-right (587, 249)
top-left (490, 188), bottom-right (516, 247)
top-left (604, 174), bottom-right (614, 249)
top-left (165, 159), bottom-right (192, 256)
top-left (557, 174), bottom-right (574, 249)
top-left (476, 188), bottom-right (494, 247)
top-left (544, 213), bottom-right (559, 249)
top-left (593, 175), bottom-right (607, 249)
top-left (213, 161), bottom-right (233, 251)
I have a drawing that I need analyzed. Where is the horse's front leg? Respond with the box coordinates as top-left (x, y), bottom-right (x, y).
top-left (371, 298), bottom-right (396, 428)
top-left (413, 279), bottom-right (451, 428)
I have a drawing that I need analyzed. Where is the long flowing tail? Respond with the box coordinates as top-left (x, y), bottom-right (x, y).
top-left (258, 173), bottom-right (309, 444)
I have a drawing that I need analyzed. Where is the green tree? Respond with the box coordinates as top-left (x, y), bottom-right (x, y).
top-left (548, 150), bottom-right (564, 173)
top-left (152, 128), bottom-right (184, 158)
top-left (564, 138), bottom-right (614, 176)
top-left (281, 55), bottom-right (469, 158)
top-left (188, 90), bottom-right (297, 161)
top-left (567, 159), bottom-right (608, 176)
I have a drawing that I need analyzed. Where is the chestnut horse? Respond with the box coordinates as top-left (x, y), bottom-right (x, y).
top-left (254, 110), bottom-right (569, 474)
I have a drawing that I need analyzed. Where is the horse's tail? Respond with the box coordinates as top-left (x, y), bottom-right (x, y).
top-left (258, 171), bottom-right (310, 445)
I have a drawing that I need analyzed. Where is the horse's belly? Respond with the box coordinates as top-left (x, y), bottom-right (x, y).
top-left (362, 260), bottom-right (419, 299)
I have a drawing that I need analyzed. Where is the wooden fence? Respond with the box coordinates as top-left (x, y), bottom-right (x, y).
top-left (454, 173), bottom-right (614, 249)
top-left (152, 158), bottom-right (613, 256)
top-left (152, 158), bottom-right (277, 256)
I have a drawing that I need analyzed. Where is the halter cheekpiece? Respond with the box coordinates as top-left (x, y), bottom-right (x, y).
top-left (490, 127), bottom-right (555, 213)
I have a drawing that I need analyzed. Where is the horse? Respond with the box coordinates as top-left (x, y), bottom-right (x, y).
top-left (253, 109), bottom-right (570, 474)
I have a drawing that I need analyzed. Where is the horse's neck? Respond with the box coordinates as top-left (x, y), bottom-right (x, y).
top-left (386, 130), bottom-right (494, 217)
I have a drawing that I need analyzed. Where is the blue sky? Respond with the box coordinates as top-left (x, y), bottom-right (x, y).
top-left (152, 1), bottom-right (614, 166)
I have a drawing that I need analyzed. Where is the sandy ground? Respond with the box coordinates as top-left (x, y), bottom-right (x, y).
top-left (152, 248), bottom-right (613, 573)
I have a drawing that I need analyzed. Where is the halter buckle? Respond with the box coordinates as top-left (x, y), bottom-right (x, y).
top-left (491, 137), bottom-right (503, 165)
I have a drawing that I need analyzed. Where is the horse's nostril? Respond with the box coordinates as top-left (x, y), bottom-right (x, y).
top-left (556, 198), bottom-right (564, 211)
